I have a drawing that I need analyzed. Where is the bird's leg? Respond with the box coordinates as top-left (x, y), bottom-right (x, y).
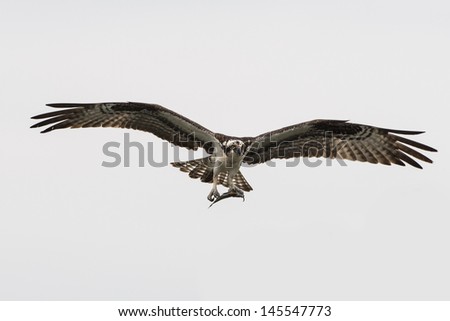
top-left (227, 175), bottom-right (245, 199)
top-left (207, 178), bottom-right (220, 202)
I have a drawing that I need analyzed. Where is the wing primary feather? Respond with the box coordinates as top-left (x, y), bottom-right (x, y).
top-left (390, 134), bottom-right (437, 152)
top-left (375, 141), bottom-right (406, 166)
top-left (31, 109), bottom-right (75, 119)
top-left (40, 120), bottom-right (74, 133)
top-left (30, 115), bottom-right (70, 128)
top-left (396, 151), bottom-right (423, 169)
top-left (46, 103), bottom-right (95, 108)
top-left (395, 142), bottom-right (433, 163)
top-left (383, 128), bottom-right (425, 135)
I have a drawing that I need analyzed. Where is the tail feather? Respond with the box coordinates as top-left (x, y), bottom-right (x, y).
top-left (234, 171), bottom-right (253, 192)
top-left (217, 171), bottom-right (253, 192)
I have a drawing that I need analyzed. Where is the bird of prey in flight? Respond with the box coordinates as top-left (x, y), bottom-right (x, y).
top-left (31, 102), bottom-right (437, 206)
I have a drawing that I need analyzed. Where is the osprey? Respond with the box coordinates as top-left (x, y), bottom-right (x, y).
top-left (31, 102), bottom-right (437, 206)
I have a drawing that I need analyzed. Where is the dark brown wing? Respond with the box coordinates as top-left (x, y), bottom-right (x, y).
top-left (243, 119), bottom-right (437, 169)
top-left (31, 102), bottom-right (220, 151)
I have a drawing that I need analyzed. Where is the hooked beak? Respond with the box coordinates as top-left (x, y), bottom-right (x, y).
top-left (236, 147), bottom-right (242, 156)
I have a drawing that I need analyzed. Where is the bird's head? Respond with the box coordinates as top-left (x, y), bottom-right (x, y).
top-left (224, 139), bottom-right (245, 157)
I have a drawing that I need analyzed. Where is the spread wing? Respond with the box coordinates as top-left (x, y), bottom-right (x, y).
top-left (243, 119), bottom-right (437, 169)
top-left (31, 102), bottom-right (220, 151)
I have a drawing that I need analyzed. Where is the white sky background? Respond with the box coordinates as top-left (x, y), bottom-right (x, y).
top-left (0, 0), bottom-right (449, 300)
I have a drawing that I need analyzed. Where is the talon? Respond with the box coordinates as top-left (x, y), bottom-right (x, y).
top-left (207, 188), bottom-right (221, 202)
top-left (208, 187), bottom-right (247, 208)
top-left (233, 188), bottom-right (245, 201)
top-left (229, 187), bottom-right (244, 197)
